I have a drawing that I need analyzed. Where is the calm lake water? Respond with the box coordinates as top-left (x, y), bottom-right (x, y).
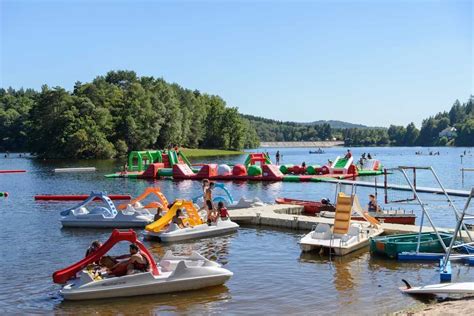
top-left (0, 147), bottom-right (473, 314)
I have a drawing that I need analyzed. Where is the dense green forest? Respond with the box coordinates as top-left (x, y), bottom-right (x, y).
top-left (244, 96), bottom-right (474, 147)
top-left (0, 71), bottom-right (260, 158)
top-left (1, 70), bottom-right (472, 159)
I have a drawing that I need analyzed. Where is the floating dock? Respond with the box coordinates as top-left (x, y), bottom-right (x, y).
top-left (54, 167), bottom-right (96, 173)
top-left (317, 178), bottom-right (471, 197)
top-left (229, 204), bottom-right (471, 239)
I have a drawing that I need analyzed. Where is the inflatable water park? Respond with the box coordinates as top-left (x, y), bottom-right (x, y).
top-left (105, 150), bottom-right (383, 182)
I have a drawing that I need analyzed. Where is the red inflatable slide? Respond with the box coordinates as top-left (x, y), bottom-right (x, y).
top-left (53, 229), bottom-right (158, 284)
top-left (35, 194), bottom-right (131, 201)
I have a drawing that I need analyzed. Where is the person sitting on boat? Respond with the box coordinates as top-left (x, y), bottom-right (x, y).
top-left (85, 240), bottom-right (102, 258)
top-left (154, 207), bottom-right (163, 222)
top-left (367, 153), bottom-right (372, 159)
top-left (344, 149), bottom-right (352, 159)
top-left (217, 201), bottom-right (229, 220)
top-left (301, 161), bottom-right (306, 168)
top-left (172, 208), bottom-right (189, 229)
top-left (368, 194), bottom-right (380, 212)
top-left (109, 244), bottom-right (149, 276)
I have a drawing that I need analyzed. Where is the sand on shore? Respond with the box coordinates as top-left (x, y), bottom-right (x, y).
top-left (396, 296), bottom-right (474, 315)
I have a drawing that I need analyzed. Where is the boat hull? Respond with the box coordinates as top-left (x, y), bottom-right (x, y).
top-left (146, 221), bottom-right (239, 242)
top-left (400, 282), bottom-right (474, 295)
top-left (275, 198), bottom-right (323, 215)
top-left (61, 220), bottom-right (150, 228)
top-left (61, 270), bottom-right (233, 300)
top-left (299, 228), bottom-right (384, 256)
top-left (370, 232), bottom-right (453, 259)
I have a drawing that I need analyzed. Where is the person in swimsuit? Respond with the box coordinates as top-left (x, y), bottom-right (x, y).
top-left (217, 201), bottom-right (229, 220)
top-left (109, 244), bottom-right (148, 276)
top-left (172, 208), bottom-right (188, 228)
top-left (344, 149), bottom-right (352, 159)
top-left (205, 182), bottom-right (215, 224)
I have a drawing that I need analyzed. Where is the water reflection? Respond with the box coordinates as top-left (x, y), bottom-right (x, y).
top-left (56, 285), bottom-right (231, 315)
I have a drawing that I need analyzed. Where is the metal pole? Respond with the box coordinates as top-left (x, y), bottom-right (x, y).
top-left (430, 167), bottom-right (473, 242)
top-left (400, 168), bottom-right (448, 252)
top-left (441, 190), bottom-right (473, 272)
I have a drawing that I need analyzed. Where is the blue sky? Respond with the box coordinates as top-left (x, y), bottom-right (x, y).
top-left (1, 0), bottom-right (472, 127)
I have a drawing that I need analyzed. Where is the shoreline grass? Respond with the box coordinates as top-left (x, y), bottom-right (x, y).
top-left (181, 148), bottom-right (244, 158)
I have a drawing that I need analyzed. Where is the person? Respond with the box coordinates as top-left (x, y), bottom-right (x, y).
top-left (109, 244), bottom-right (148, 276)
top-left (202, 179), bottom-right (210, 193)
top-left (122, 163), bottom-right (128, 175)
top-left (327, 159), bottom-right (333, 167)
top-left (217, 201), bottom-right (229, 220)
top-left (367, 153), bottom-right (372, 159)
top-left (362, 152), bottom-right (366, 159)
top-left (359, 157), bottom-right (364, 168)
top-left (344, 149), bottom-right (352, 159)
top-left (153, 207), bottom-right (163, 222)
top-left (205, 182), bottom-right (216, 225)
top-left (301, 161), bottom-right (306, 168)
top-left (275, 151), bottom-right (280, 165)
top-left (368, 194), bottom-right (380, 212)
top-left (172, 208), bottom-right (188, 228)
top-left (85, 240), bottom-right (102, 257)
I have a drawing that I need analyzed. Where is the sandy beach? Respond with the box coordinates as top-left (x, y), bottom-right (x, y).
top-left (397, 296), bottom-right (474, 315)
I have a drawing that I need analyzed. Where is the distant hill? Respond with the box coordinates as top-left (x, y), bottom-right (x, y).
top-left (306, 120), bottom-right (369, 129)
top-left (240, 114), bottom-right (376, 142)
top-left (241, 114), bottom-right (370, 129)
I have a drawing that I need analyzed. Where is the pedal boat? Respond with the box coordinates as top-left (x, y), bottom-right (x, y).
top-left (143, 199), bottom-right (239, 242)
top-left (299, 193), bottom-right (384, 255)
top-left (60, 192), bottom-right (154, 228)
top-left (53, 230), bottom-right (233, 300)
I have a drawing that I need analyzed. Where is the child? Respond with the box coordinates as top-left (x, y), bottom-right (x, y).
top-left (217, 201), bottom-right (229, 220)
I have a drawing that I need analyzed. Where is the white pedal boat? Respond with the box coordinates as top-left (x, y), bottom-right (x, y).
top-left (144, 199), bottom-right (239, 242)
top-left (299, 193), bottom-right (384, 256)
top-left (400, 281), bottom-right (474, 295)
top-left (60, 192), bottom-right (154, 228)
top-left (145, 219), bottom-right (240, 242)
top-left (53, 230), bottom-right (232, 300)
top-left (299, 222), bottom-right (384, 255)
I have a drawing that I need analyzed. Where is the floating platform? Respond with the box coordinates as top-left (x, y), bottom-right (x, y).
top-left (34, 194), bottom-right (131, 201)
top-left (317, 178), bottom-right (472, 197)
top-left (54, 167), bottom-right (96, 173)
top-left (228, 204), bottom-right (471, 240)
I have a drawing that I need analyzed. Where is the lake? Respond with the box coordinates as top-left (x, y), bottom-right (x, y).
top-left (0, 147), bottom-right (473, 314)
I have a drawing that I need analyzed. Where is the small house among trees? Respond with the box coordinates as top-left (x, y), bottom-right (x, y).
top-left (438, 126), bottom-right (457, 139)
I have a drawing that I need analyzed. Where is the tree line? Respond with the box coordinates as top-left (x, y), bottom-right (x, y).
top-left (0, 70), bottom-right (260, 158)
top-left (244, 96), bottom-right (474, 147)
